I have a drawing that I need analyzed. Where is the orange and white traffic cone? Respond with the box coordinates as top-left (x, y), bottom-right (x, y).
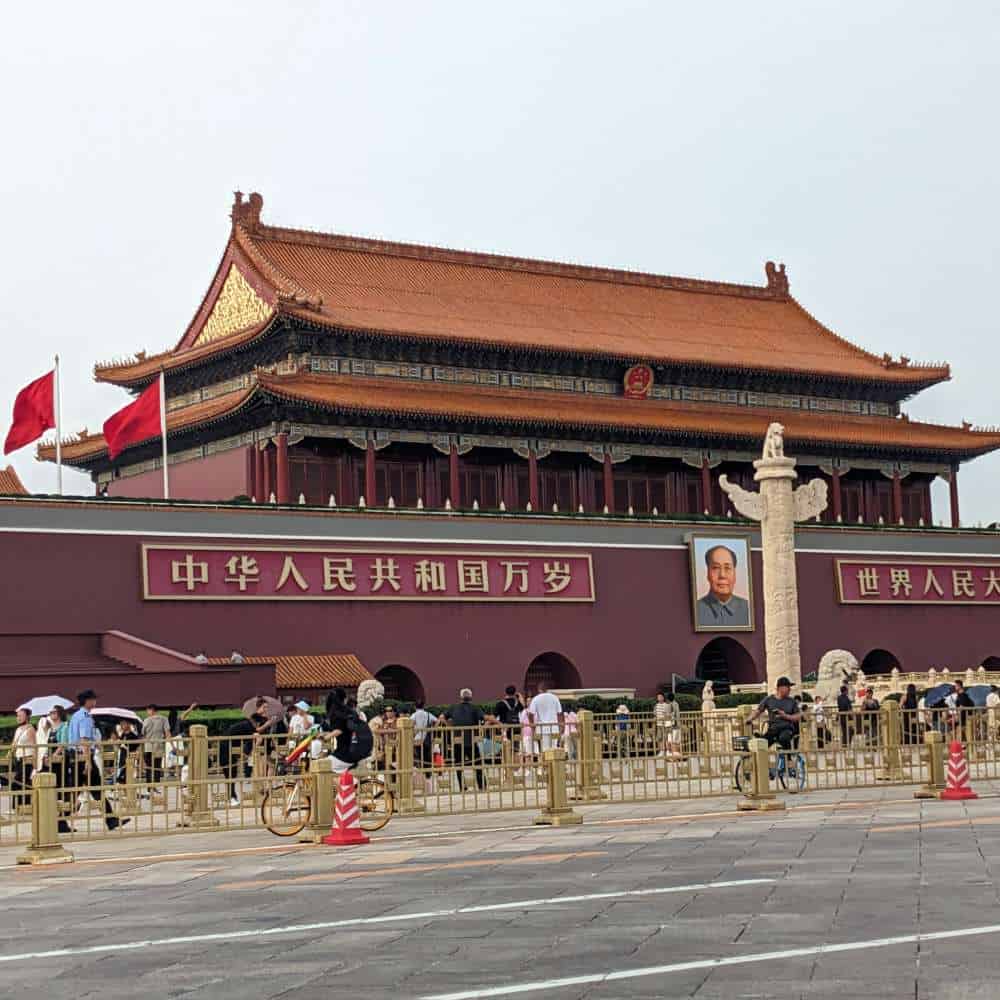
top-left (322, 770), bottom-right (370, 845)
top-left (940, 740), bottom-right (978, 801)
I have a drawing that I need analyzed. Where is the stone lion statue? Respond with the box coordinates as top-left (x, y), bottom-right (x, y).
top-left (814, 649), bottom-right (859, 702)
top-left (356, 678), bottom-right (385, 710)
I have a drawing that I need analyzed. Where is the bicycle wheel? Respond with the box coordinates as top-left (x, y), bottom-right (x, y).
top-left (357, 777), bottom-right (394, 832)
top-left (783, 753), bottom-right (807, 792)
top-left (261, 780), bottom-right (312, 837)
top-left (733, 754), bottom-right (753, 792)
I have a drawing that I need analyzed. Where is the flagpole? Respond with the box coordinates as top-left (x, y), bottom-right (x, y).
top-left (159, 370), bottom-right (169, 500)
top-left (54, 355), bottom-right (63, 496)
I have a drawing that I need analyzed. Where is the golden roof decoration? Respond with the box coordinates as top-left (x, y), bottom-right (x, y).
top-left (194, 264), bottom-right (275, 347)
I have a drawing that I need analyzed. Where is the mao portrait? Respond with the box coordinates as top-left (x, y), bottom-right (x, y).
top-left (689, 535), bottom-right (754, 632)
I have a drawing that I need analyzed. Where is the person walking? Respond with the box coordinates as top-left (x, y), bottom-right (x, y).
top-left (562, 701), bottom-right (579, 760)
top-left (954, 681), bottom-right (975, 743)
top-left (528, 682), bottom-right (564, 754)
top-left (901, 684), bottom-right (919, 745)
top-left (141, 704), bottom-right (171, 793)
top-left (11, 708), bottom-right (36, 809)
top-left (67, 690), bottom-right (126, 830)
top-left (813, 695), bottom-right (831, 749)
top-left (664, 692), bottom-right (682, 759)
top-left (987, 685), bottom-right (1000, 743)
top-left (837, 684), bottom-right (853, 747)
top-left (444, 688), bottom-right (485, 791)
top-left (654, 692), bottom-right (670, 755)
top-left (494, 686), bottom-right (522, 728)
top-left (411, 699), bottom-right (437, 770)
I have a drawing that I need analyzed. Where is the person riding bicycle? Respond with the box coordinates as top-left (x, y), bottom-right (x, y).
top-left (748, 676), bottom-right (802, 751)
top-left (322, 687), bottom-right (374, 773)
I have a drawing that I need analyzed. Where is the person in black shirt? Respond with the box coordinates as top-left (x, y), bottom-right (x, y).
top-left (837, 684), bottom-right (853, 747)
top-left (445, 688), bottom-right (485, 790)
top-left (749, 677), bottom-right (802, 750)
top-left (954, 681), bottom-right (975, 742)
top-left (494, 686), bottom-right (522, 728)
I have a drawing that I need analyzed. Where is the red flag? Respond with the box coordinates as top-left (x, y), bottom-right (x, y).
top-left (103, 378), bottom-right (163, 460)
top-left (4, 371), bottom-right (55, 455)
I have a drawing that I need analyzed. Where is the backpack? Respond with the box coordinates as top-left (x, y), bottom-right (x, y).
top-left (345, 712), bottom-right (374, 762)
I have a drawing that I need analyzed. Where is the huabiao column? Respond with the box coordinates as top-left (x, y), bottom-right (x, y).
top-left (719, 423), bottom-right (828, 690)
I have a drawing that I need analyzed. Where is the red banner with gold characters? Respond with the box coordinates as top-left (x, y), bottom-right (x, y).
top-left (836, 559), bottom-right (1000, 605)
top-left (142, 545), bottom-right (595, 602)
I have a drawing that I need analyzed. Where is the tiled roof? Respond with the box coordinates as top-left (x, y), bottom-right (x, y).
top-left (94, 193), bottom-right (949, 390)
top-left (210, 654), bottom-right (372, 690)
top-left (36, 387), bottom-right (255, 463)
top-left (257, 371), bottom-right (1000, 459)
top-left (0, 466), bottom-right (27, 495)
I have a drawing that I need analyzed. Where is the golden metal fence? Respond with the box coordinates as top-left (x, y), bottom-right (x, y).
top-left (5, 704), bottom-right (1000, 849)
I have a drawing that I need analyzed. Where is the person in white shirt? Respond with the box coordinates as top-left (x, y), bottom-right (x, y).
top-left (528, 682), bottom-right (564, 753)
top-left (987, 686), bottom-right (1000, 741)
top-left (287, 700), bottom-right (314, 746)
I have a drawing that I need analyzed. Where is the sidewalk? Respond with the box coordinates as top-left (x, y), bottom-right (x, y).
top-left (7, 781), bottom-right (994, 872)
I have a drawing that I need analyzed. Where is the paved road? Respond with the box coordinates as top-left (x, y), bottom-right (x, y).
top-left (3, 789), bottom-right (1000, 999)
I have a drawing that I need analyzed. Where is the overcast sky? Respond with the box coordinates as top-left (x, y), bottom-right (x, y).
top-left (1, 2), bottom-right (998, 524)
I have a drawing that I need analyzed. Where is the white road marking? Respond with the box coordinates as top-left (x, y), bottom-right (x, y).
top-left (419, 923), bottom-right (1000, 999)
top-left (0, 879), bottom-right (771, 964)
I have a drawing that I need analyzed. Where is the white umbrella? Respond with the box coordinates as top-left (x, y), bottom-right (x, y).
top-left (18, 695), bottom-right (74, 716)
top-left (91, 707), bottom-right (141, 722)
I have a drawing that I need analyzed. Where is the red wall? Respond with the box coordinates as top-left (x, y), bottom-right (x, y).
top-left (107, 448), bottom-right (250, 501)
top-left (2, 528), bottom-right (999, 703)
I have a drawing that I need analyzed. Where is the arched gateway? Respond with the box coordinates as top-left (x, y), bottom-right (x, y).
top-left (375, 664), bottom-right (425, 703)
top-left (860, 649), bottom-right (901, 674)
top-left (694, 638), bottom-right (758, 686)
top-left (524, 652), bottom-right (581, 695)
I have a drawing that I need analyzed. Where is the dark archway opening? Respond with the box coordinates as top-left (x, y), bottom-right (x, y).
top-left (524, 652), bottom-right (582, 695)
top-left (982, 656), bottom-right (1000, 669)
top-left (860, 649), bottom-right (901, 674)
top-left (694, 638), bottom-right (758, 686)
top-left (375, 664), bottom-right (425, 704)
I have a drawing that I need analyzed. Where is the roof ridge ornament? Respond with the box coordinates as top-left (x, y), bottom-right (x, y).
top-left (231, 191), bottom-right (264, 233)
top-left (764, 261), bottom-right (789, 297)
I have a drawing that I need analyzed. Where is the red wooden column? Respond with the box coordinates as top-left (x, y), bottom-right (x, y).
top-left (831, 468), bottom-right (843, 522)
top-left (528, 448), bottom-right (539, 510)
top-left (262, 444), bottom-right (273, 501)
top-left (365, 440), bottom-right (376, 504)
top-left (602, 452), bottom-right (614, 513)
top-left (701, 458), bottom-right (712, 516)
top-left (275, 432), bottom-right (290, 505)
top-left (254, 444), bottom-right (265, 501)
top-left (449, 442), bottom-right (460, 506)
top-left (949, 465), bottom-right (960, 528)
top-left (891, 471), bottom-right (903, 524)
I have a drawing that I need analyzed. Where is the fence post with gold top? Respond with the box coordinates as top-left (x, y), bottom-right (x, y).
top-left (877, 699), bottom-right (904, 782)
top-left (300, 756), bottom-right (334, 842)
top-left (915, 729), bottom-right (946, 799)
top-left (17, 771), bottom-right (74, 865)
top-left (394, 717), bottom-right (424, 813)
top-left (184, 725), bottom-right (220, 827)
top-left (535, 747), bottom-right (582, 826)
top-left (573, 709), bottom-right (606, 801)
top-left (737, 737), bottom-right (785, 812)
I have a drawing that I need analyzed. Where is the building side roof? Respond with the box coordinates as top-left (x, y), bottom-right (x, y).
top-left (209, 653), bottom-right (372, 690)
top-left (94, 193), bottom-right (950, 392)
top-left (39, 372), bottom-right (1000, 467)
top-left (256, 372), bottom-right (1000, 459)
top-left (0, 466), bottom-right (28, 495)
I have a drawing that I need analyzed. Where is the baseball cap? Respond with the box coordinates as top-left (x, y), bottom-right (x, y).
top-left (294, 700), bottom-right (311, 711)
top-left (776, 676), bottom-right (794, 688)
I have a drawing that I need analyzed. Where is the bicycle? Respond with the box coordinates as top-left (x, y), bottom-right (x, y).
top-left (261, 734), bottom-right (395, 837)
top-left (732, 733), bottom-right (807, 793)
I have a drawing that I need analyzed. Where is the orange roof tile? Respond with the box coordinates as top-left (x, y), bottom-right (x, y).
top-left (94, 193), bottom-right (949, 390)
top-left (0, 466), bottom-right (27, 495)
top-left (36, 387), bottom-right (255, 463)
top-left (257, 371), bottom-right (1000, 459)
top-left (210, 654), bottom-right (372, 690)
